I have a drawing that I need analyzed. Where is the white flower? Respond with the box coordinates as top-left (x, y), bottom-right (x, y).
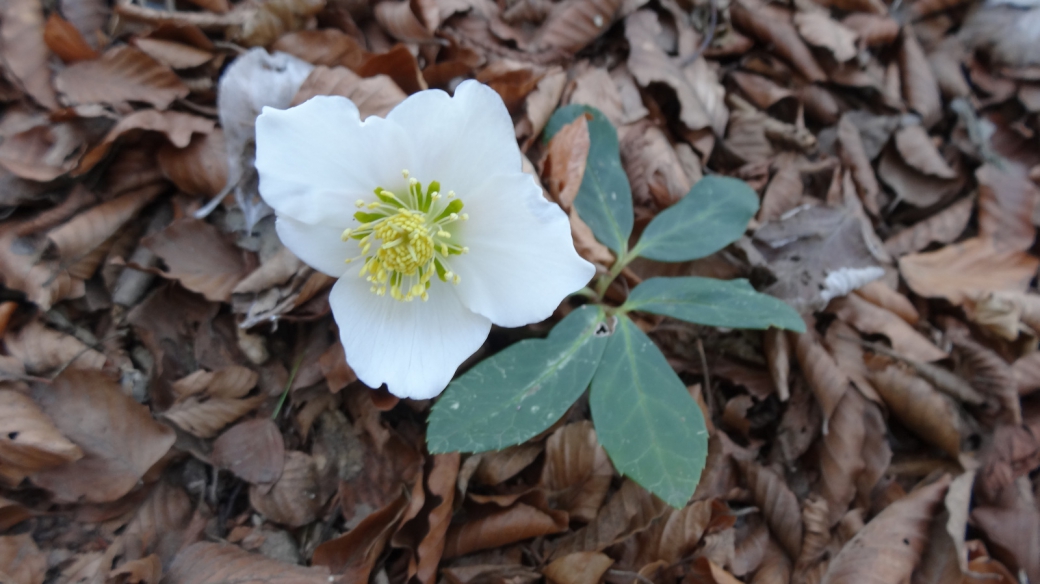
top-left (255, 80), bottom-right (595, 400)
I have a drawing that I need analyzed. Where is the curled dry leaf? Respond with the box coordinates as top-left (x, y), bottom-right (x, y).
top-left (868, 365), bottom-right (971, 457)
top-left (166, 542), bottom-right (331, 583)
top-left (821, 475), bottom-right (952, 584)
top-left (818, 389), bottom-right (869, 525)
top-left (444, 496), bottom-right (570, 558)
top-left (731, 0), bottom-right (826, 83)
top-left (158, 129), bottom-right (229, 197)
top-left (374, 0), bottom-right (437, 43)
top-left (291, 66), bottom-right (406, 118)
top-left (0, 120), bottom-right (87, 182)
top-left (549, 479), bottom-right (669, 559)
top-left (0, 533), bottom-right (46, 584)
top-left (543, 551), bottom-right (613, 584)
top-left (793, 12), bottom-right (858, 63)
top-left (271, 29), bottom-right (366, 69)
top-left (78, 110), bottom-right (215, 173)
top-left (0, 0), bottom-right (60, 109)
top-left (951, 335), bottom-right (1019, 425)
top-left (474, 443), bottom-right (542, 486)
top-left (899, 237), bottom-right (1040, 306)
top-left (234, 0), bottom-right (326, 48)
top-left (541, 421), bottom-right (613, 523)
top-left (894, 125), bottom-right (956, 180)
top-left (413, 452), bottom-right (459, 584)
top-left (792, 327), bottom-right (849, 424)
top-left (313, 492), bottom-right (410, 581)
top-left (899, 28), bottom-right (942, 128)
top-left (620, 121), bottom-right (692, 208)
top-left (740, 461), bottom-right (803, 559)
top-left (764, 328), bottom-right (791, 401)
top-left (752, 538), bottom-right (793, 584)
top-left (5, 320), bottom-right (106, 374)
top-left (211, 418), bottom-right (285, 485)
top-left (248, 451), bottom-right (325, 528)
top-left (534, 0), bottom-right (621, 53)
top-left (43, 13), bottom-right (99, 63)
top-left (143, 218), bottom-right (250, 302)
top-left (0, 389), bottom-right (83, 484)
top-left (30, 370), bottom-right (176, 503)
top-left (828, 294), bottom-right (946, 362)
top-left (114, 481), bottom-right (195, 568)
top-left (976, 163), bottom-right (1039, 253)
top-left (883, 197), bottom-right (973, 257)
top-left (357, 44), bottom-right (428, 95)
top-left (854, 281), bottom-right (919, 325)
top-left (837, 116), bottom-right (881, 216)
top-left (55, 46), bottom-right (189, 109)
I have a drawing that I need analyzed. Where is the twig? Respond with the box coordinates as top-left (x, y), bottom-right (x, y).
top-left (696, 337), bottom-right (713, 415)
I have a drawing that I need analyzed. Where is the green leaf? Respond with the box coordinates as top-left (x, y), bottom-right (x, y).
top-left (622, 277), bottom-right (806, 332)
top-left (632, 176), bottom-right (759, 262)
top-left (544, 105), bottom-right (633, 255)
top-left (427, 305), bottom-right (610, 453)
top-left (590, 316), bottom-right (708, 508)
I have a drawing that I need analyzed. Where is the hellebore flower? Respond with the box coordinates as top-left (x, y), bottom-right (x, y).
top-left (255, 81), bottom-right (595, 399)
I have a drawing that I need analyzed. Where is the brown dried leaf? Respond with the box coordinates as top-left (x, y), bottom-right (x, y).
top-left (312, 492), bottom-right (410, 580)
top-left (543, 114), bottom-right (589, 208)
top-left (951, 334), bottom-right (1019, 425)
top-left (43, 13), bottom-right (98, 63)
top-left (166, 542), bottom-right (331, 583)
top-left (971, 497), bottom-right (1040, 583)
top-left (0, 0), bottom-right (60, 109)
top-left (291, 66), bottom-right (406, 118)
top-left (868, 365), bottom-right (970, 457)
top-left (374, 0), bottom-right (437, 43)
top-left (356, 44), bottom-right (427, 95)
top-left (271, 29), bottom-right (366, 69)
top-left (620, 122), bottom-right (692, 209)
top-left (841, 14), bottom-right (899, 47)
top-left (732, 0), bottom-right (827, 82)
top-left (133, 38), bottom-right (213, 70)
top-left (143, 218), bottom-right (250, 302)
top-left (899, 237), bottom-right (1040, 306)
top-left (411, 453), bottom-right (459, 584)
top-left (877, 147), bottom-right (962, 209)
top-left (794, 12), bottom-right (858, 63)
top-left (5, 320), bottom-right (106, 374)
top-left (819, 389), bottom-right (869, 525)
top-left (249, 450), bottom-right (325, 527)
top-left (30, 370), bottom-right (176, 503)
top-left (541, 421), bottom-right (613, 523)
top-left (822, 476), bottom-right (951, 583)
top-left (828, 294), bottom-right (946, 362)
top-left (0, 389), bottom-right (82, 484)
top-left (479, 60), bottom-right (546, 114)
top-left (837, 116), bottom-right (881, 216)
top-left (79, 110), bottom-right (215, 173)
top-left (55, 45), bottom-right (189, 109)
top-left (444, 497), bottom-right (569, 558)
top-left (48, 185), bottom-right (161, 267)
top-left (759, 164), bottom-right (804, 223)
top-left (543, 551), bottom-right (613, 584)
top-left (1013, 351), bottom-right (1040, 395)
top-left (894, 125), bottom-right (957, 180)
top-left (0, 495), bottom-right (31, 531)
top-left (211, 418), bottom-right (285, 485)
top-left (157, 129), bottom-right (229, 197)
top-left (900, 28), bottom-right (942, 128)
top-left (977, 163), bottom-right (1039, 253)
top-left (162, 394), bottom-right (264, 439)
top-left (109, 554), bottom-right (162, 584)
top-left (534, 0), bottom-right (621, 53)
top-left (234, 0), bottom-right (326, 48)
top-left (740, 461), bottom-right (803, 559)
top-left (0, 533), bottom-right (45, 584)
top-left (883, 197), bottom-right (973, 257)
top-left (764, 328), bottom-right (791, 401)
top-left (854, 281), bottom-right (919, 324)
top-left (0, 120), bottom-right (87, 181)
top-left (474, 443), bottom-right (542, 486)
top-left (792, 327), bottom-right (849, 424)
top-left (625, 10), bottom-right (727, 134)
top-left (549, 479), bottom-right (668, 559)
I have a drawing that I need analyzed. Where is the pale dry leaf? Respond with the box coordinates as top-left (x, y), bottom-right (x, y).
top-left (828, 294), bottom-right (946, 362)
top-left (759, 165), bottom-right (804, 223)
top-left (163, 394), bottom-right (264, 439)
top-left (819, 389), bottom-right (868, 525)
top-left (55, 45), bottom-right (189, 109)
top-left (233, 245), bottom-right (303, 294)
top-left (868, 365), bottom-right (970, 457)
top-left (521, 66), bottom-right (567, 144)
top-left (821, 475), bottom-right (952, 584)
top-left (731, 0), bottom-right (827, 82)
top-left (48, 185), bottom-right (161, 266)
top-left (900, 27), bottom-right (942, 128)
top-left (43, 13), bottom-right (99, 63)
top-left (0, 0), bottom-right (60, 109)
top-left (165, 542), bottom-right (331, 583)
top-left (117, 480), bottom-right (195, 566)
top-left (0, 389), bottom-right (83, 480)
top-left (764, 328), bottom-right (791, 401)
top-left (837, 116), bottom-right (881, 216)
top-left (233, 0), bottom-right (326, 48)
top-left (543, 551), bottom-right (613, 584)
top-left (894, 125), bottom-right (957, 179)
top-left (249, 450), bottom-right (325, 528)
top-left (0, 533), bottom-right (46, 584)
top-left (899, 237), bottom-right (1039, 306)
top-left (883, 197), bottom-right (973, 257)
top-left (976, 162), bottom-right (1039, 252)
top-left (751, 538), bottom-right (793, 584)
top-left (541, 421), bottom-right (613, 523)
top-left (729, 71), bottom-right (794, 111)
top-left (291, 66), bottom-right (406, 118)
top-left (534, 0), bottom-right (621, 53)
top-left (108, 554), bottom-right (162, 584)
top-left (78, 110), bottom-right (215, 173)
top-left (30, 370), bottom-right (176, 503)
top-left (0, 120), bottom-right (87, 182)
top-left (567, 66), bottom-right (622, 127)
top-left (620, 121), bottom-right (691, 208)
top-left (841, 14), bottom-right (899, 47)
top-left (157, 129), bottom-right (229, 197)
top-left (375, 0), bottom-right (437, 42)
top-left (877, 147), bottom-right (962, 209)
top-left (792, 327), bottom-right (850, 425)
top-left (740, 461), bottom-right (803, 559)
top-left (854, 280), bottom-right (919, 325)
top-left (133, 37), bottom-right (213, 69)
top-left (211, 418), bottom-right (285, 485)
top-left (143, 218), bottom-right (250, 302)
top-left (5, 320), bottom-right (106, 374)
top-left (794, 12), bottom-right (858, 63)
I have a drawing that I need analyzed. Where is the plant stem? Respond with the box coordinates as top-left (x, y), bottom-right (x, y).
top-left (271, 356), bottom-right (303, 420)
top-left (595, 248), bottom-right (631, 298)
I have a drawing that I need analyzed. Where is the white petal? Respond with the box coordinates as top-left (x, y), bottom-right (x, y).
top-left (255, 96), bottom-right (414, 227)
top-left (449, 173), bottom-right (596, 327)
top-left (385, 80), bottom-right (520, 196)
top-left (330, 275), bottom-right (491, 400)
top-left (274, 215), bottom-right (353, 277)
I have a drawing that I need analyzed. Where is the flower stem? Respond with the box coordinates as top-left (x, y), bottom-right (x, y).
top-left (594, 247), bottom-right (632, 298)
top-left (271, 356), bottom-right (303, 420)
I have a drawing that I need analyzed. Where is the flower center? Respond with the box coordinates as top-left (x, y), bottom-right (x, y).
top-left (342, 170), bottom-right (467, 302)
